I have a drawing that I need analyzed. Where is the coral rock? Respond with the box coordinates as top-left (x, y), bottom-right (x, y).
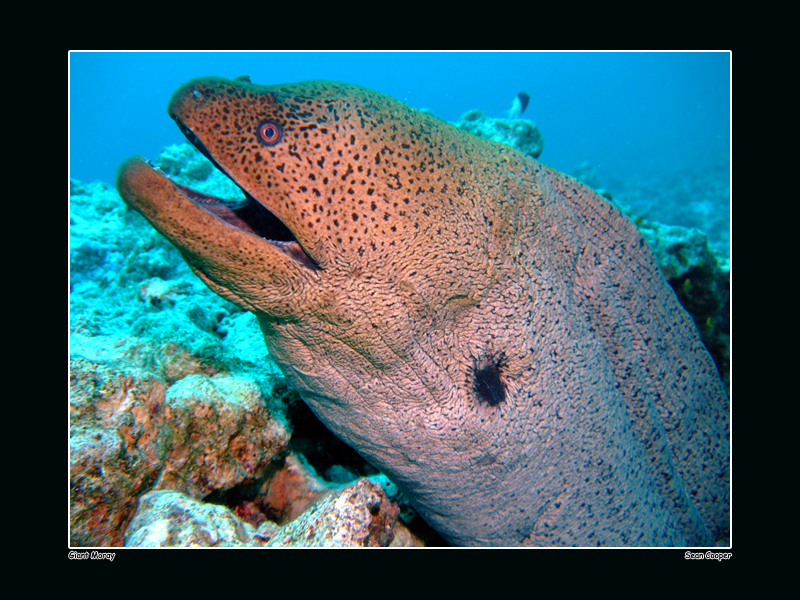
top-left (455, 110), bottom-right (544, 158)
top-left (259, 452), bottom-right (332, 524)
top-left (125, 479), bottom-right (400, 547)
top-left (125, 490), bottom-right (254, 547)
top-left (154, 373), bottom-right (290, 498)
top-left (69, 357), bottom-right (289, 546)
top-left (263, 478), bottom-right (400, 547)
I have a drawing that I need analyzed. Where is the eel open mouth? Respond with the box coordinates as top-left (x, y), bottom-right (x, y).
top-left (169, 116), bottom-right (319, 271)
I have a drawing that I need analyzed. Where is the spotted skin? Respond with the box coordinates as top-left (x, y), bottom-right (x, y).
top-left (116, 77), bottom-right (729, 546)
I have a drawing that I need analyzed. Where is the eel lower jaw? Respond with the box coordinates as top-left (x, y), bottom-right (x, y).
top-left (166, 176), bottom-right (319, 271)
top-left (116, 155), bottom-right (322, 310)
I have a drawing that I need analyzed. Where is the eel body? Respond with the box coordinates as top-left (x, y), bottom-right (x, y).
top-left (116, 77), bottom-right (729, 546)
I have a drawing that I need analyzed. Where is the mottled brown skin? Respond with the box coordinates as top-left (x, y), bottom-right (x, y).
top-left (117, 77), bottom-right (729, 546)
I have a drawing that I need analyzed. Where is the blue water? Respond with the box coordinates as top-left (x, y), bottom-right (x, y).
top-left (69, 51), bottom-right (730, 189)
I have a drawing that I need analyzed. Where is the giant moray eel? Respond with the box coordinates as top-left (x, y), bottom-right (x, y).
top-left (117, 76), bottom-right (729, 546)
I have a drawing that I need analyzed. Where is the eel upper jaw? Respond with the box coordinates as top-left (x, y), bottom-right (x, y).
top-left (171, 115), bottom-right (320, 271)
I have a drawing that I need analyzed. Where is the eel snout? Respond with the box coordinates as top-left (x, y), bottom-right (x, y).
top-left (116, 156), bottom-right (318, 317)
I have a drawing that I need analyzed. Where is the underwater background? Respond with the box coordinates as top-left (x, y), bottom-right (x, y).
top-left (69, 51), bottom-right (731, 547)
top-left (71, 52), bottom-right (730, 189)
top-left (70, 51), bottom-right (731, 252)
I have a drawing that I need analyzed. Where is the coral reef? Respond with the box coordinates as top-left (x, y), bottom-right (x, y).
top-left (125, 490), bottom-right (257, 547)
top-left (608, 162), bottom-right (730, 257)
top-left (70, 361), bottom-right (167, 546)
top-left (454, 109), bottom-right (544, 159)
top-left (69, 359), bottom-right (290, 546)
top-left (261, 478), bottom-right (400, 547)
top-left (125, 479), bottom-right (405, 547)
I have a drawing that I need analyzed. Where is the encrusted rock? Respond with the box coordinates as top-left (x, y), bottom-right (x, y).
top-left (70, 360), bottom-right (168, 546)
top-left (124, 490), bottom-right (254, 547)
top-left (138, 277), bottom-right (192, 308)
top-left (259, 452), bottom-right (332, 524)
top-left (154, 373), bottom-right (290, 498)
top-left (264, 478), bottom-right (399, 547)
top-left (388, 522), bottom-right (427, 547)
top-left (455, 110), bottom-right (544, 158)
top-left (125, 479), bottom-right (401, 547)
top-left (639, 221), bottom-right (718, 281)
top-left (69, 357), bottom-right (289, 546)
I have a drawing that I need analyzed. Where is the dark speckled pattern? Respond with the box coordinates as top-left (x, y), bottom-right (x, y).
top-left (117, 77), bottom-right (729, 546)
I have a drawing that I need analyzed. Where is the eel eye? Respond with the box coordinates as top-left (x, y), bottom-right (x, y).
top-left (257, 120), bottom-right (283, 146)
